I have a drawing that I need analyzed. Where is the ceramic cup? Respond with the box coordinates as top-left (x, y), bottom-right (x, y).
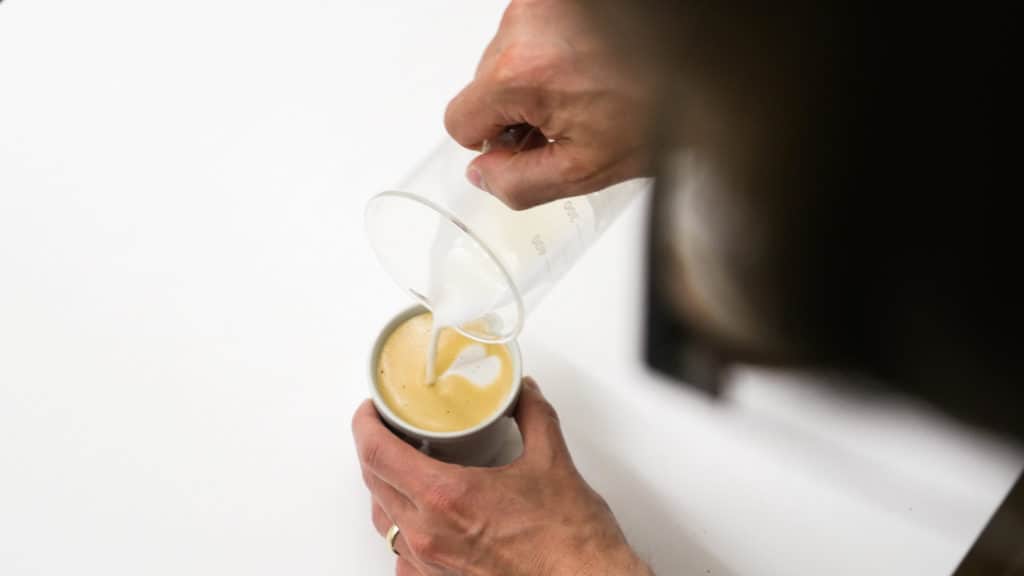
top-left (368, 305), bottom-right (523, 466)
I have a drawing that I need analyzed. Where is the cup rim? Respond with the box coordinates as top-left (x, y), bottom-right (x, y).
top-left (368, 305), bottom-right (523, 441)
top-left (364, 190), bottom-right (525, 344)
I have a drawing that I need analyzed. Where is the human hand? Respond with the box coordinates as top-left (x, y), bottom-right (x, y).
top-left (444, 0), bottom-right (654, 210)
top-left (352, 378), bottom-right (652, 575)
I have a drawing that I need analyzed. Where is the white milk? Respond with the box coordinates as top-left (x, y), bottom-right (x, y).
top-left (440, 343), bottom-right (501, 386)
top-left (422, 218), bottom-right (512, 383)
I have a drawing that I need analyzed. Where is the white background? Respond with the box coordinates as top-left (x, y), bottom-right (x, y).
top-left (1, 1), bottom-right (1021, 575)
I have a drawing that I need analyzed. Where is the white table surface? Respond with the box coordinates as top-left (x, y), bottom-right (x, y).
top-left (1, 2), bottom-right (1021, 575)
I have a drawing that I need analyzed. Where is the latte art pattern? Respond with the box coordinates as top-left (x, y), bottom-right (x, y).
top-left (441, 344), bottom-right (502, 388)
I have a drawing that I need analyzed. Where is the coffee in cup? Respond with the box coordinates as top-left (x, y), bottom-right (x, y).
top-left (376, 311), bottom-right (515, 432)
top-left (369, 306), bottom-right (522, 466)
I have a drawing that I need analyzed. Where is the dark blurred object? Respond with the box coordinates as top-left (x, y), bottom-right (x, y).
top-left (586, 1), bottom-right (1016, 438)
top-left (584, 1), bottom-right (1015, 570)
top-left (644, 171), bottom-right (727, 395)
top-left (955, 472), bottom-right (1024, 576)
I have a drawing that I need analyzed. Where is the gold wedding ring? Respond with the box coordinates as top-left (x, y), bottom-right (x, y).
top-left (385, 523), bottom-right (401, 556)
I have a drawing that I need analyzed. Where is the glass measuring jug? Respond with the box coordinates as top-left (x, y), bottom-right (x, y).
top-left (365, 132), bottom-right (650, 343)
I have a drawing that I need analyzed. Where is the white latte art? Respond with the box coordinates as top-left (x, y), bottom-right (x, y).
top-left (440, 344), bottom-right (502, 388)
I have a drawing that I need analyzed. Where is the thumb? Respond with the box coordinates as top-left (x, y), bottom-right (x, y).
top-left (467, 143), bottom-right (592, 210)
top-left (514, 377), bottom-right (571, 467)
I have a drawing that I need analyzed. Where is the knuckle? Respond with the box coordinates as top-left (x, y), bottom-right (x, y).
top-left (443, 99), bottom-right (459, 135)
top-left (444, 93), bottom-right (471, 144)
top-left (422, 480), bottom-right (461, 513)
top-left (421, 479), bottom-right (458, 510)
top-left (492, 42), bottom-right (559, 90)
top-left (404, 530), bottom-right (440, 560)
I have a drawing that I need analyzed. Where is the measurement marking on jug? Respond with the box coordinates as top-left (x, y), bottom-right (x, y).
top-left (563, 200), bottom-right (579, 223)
top-left (531, 234), bottom-right (547, 256)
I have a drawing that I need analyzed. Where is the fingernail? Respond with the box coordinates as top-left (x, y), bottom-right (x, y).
top-left (467, 167), bottom-right (487, 191)
top-left (523, 377), bottom-right (538, 391)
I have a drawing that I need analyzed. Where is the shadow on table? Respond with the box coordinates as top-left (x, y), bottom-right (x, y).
top-left (525, 347), bottom-right (736, 576)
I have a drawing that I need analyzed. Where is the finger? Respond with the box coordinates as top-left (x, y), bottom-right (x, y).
top-left (513, 377), bottom-right (571, 467)
top-left (352, 400), bottom-right (446, 498)
top-left (372, 500), bottom-right (415, 561)
top-left (466, 143), bottom-right (601, 210)
top-left (362, 467), bottom-right (415, 522)
top-left (371, 500), bottom-right (389, 536)
top-left (444, 79), bottom-right (515, 151)
top-left (396, 557), bottom-right (420, 576)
